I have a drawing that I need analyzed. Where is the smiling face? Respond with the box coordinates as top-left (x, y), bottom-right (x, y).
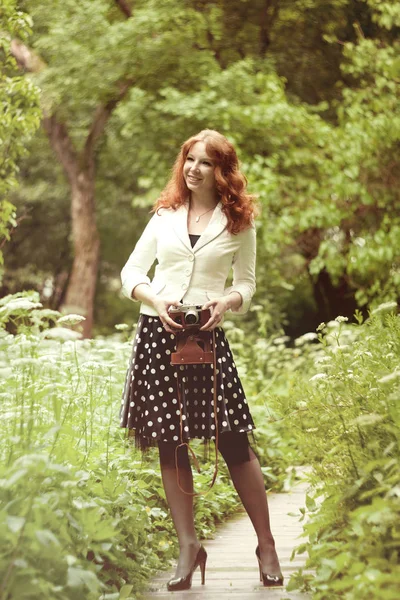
top-left (183, 141), bottom-right (217, 195)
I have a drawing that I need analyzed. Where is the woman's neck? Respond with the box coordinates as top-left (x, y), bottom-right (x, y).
top-left (189, 190), bottom-right (219, 212)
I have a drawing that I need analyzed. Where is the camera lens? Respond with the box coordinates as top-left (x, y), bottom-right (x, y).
top-left (184, 308), bottom-right (199, 325)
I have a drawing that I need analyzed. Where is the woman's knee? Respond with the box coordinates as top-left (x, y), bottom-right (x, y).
top-left (158, 440), bottom-right (191, 470)
top-left (217, 431), bottom-right (257, 466)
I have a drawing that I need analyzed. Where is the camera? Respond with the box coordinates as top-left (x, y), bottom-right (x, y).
top-left (168, 304), bottom-right (211, 328)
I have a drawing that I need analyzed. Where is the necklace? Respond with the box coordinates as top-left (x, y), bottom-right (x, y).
top-left (189, 204), bottom-right (215, 223)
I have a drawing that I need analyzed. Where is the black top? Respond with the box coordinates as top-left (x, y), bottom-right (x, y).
top-left (189, 234), bottom-right (201, 248)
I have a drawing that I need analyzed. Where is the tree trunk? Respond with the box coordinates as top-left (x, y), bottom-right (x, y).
top-left (62, 170), bottom-right (100, 338)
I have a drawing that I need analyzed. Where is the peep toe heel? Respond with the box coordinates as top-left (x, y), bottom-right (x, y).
top-left (167, 544), bottom-right (207, 591)
top-left (255, 545), bottom-right (284, 588)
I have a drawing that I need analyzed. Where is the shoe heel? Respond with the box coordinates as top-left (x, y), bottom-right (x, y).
top-left (258, 560), bottom-right (262, 582)
top-left (199, 558), bottom-right (206, 585)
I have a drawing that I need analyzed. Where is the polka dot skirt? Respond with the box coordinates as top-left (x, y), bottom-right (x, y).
top-left (119, 314), bottom-right (256, 453)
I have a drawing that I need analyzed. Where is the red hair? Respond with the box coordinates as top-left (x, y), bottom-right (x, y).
top-left (152, 129), bottom-right (259, 234)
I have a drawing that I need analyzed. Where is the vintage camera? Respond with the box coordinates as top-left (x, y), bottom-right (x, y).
top-left (168, 304), bottom-right (211, 329)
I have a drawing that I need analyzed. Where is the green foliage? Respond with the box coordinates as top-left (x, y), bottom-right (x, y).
top-left (2, 292), bottom-right (288, 598)
top-left (0, 0), bottom-right (41, 276)
top-left (279, 304), bottom-right (400, 598)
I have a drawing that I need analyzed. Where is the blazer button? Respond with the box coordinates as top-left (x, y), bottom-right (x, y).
top-left (181, 283), bottom-right (188, 290)
top-left (188, 255), bottom-right (194, 261)
top-left (185, 269), bottom-right (191, 276)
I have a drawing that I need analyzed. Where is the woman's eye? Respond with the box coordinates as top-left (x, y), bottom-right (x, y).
top-left (203, 161), bottom-right (212, 166)
top-left (186, 157), bottom-right (194, 161)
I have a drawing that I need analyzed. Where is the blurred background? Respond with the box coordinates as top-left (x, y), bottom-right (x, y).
top-left (2, 0), bottom-right (399, 338)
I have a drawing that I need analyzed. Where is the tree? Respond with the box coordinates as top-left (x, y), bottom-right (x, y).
top-left (10, 0), bottom-right (219, 336)
top-left (0, 0), bottom-right (40, 279)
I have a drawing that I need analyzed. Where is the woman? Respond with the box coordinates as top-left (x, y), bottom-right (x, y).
top-left (119, 129), bottom-right (283, 591)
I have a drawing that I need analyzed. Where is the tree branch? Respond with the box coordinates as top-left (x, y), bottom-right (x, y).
top-left (115, 0), bottom-right (133, 18)
top-left (82, 79), bottom-right (134, 168)
top-left (42, 115), bottom-right (79, 182)
top-left (9, 38), bottom-right (79, 181)
top-left (259, 0), bottom-right (280, 57)
top-left (10, 38), bottom-right (46, 72)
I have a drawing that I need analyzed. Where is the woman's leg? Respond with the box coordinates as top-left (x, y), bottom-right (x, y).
top-left (158, 441), bottom-right (201, 578)
top-left (218, 432), bottom-right (282, 576)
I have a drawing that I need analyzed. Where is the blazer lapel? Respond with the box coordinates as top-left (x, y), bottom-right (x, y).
top-left (170, 202), bottom-right (192, 252)
top-left (193, 201), bottom-right (227, 253)
top-left (169, 200), bottom-right (228, 253)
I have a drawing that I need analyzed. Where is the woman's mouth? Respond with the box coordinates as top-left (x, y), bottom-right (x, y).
top-left (187, 175), bottom-right (202, 183)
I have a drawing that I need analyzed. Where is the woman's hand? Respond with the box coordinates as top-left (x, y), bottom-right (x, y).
top-left (152, 297), bottom-right (184, 334)
top-left (200, 297), bottom-right (230, 331)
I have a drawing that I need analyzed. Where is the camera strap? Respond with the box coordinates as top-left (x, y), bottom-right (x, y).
top-left (172, 329), bottom-right (219, 496)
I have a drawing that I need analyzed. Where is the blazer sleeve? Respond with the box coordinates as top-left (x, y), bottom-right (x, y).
top-left (120, 213), bottom-right (158, 302)
top-left (223, 221), bottom-right (257, 314)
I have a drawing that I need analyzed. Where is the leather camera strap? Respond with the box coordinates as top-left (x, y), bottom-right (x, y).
top-left (174, 329), bottom-right (219, 496)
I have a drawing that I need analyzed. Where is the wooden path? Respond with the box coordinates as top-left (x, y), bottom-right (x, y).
top-left (140, 477), bottom-right (311, 599)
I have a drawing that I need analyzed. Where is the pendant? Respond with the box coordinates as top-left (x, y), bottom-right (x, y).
top-left (195, 216), bottom-right (200, 223)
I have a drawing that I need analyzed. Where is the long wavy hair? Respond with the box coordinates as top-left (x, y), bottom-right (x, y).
top-left (152, 129), bottom-right (259, 234)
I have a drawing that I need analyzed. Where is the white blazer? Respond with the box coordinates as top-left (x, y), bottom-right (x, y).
top-left (121, 200), bottom-right (257, 321)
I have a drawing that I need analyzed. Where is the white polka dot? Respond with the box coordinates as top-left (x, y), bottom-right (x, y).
top-left (170, 424), bottom-right (175, 430)
top-left (173, 435), bottom-right (179, 441)
top-left (148, 421), bottom-right (153, 426)
top-left (166, 413), bottom-right (171, 419)
top-left (130, 402), bottom-right (134, 407)
top-left (152, 432), bottom-right (157, 437)
top-left (158, 417), bottom-right (162, 422)
top-left (222, 421), bottom-right (227, 426)
top-left (234, 419), bottom-right (239, 425)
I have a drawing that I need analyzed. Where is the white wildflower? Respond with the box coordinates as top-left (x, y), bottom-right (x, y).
top-left (316, 322), bottom-right (326, 332)
top-left (309, 373), bottom-right (328, 381)
top-left (378, 371), bottom-right (400, 384)
top-left (57, 314), bottom-right (86, 326)
top-left (0, 299), bottom-right (42, 313)
top-left (115, 323), bottom-right (130, 331)
top-left (315, 355), bottom-right (332, 364)
top-left (295, 332), bottom-right (318, 346)
top-left (273, 335), bottom-right (291, 345)
top-left (44, 328), bottom-right (82, 341)
top-left (371, 301), bottom-right (398, 315)
top-left (335, 316), bottom-right (349, 323)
